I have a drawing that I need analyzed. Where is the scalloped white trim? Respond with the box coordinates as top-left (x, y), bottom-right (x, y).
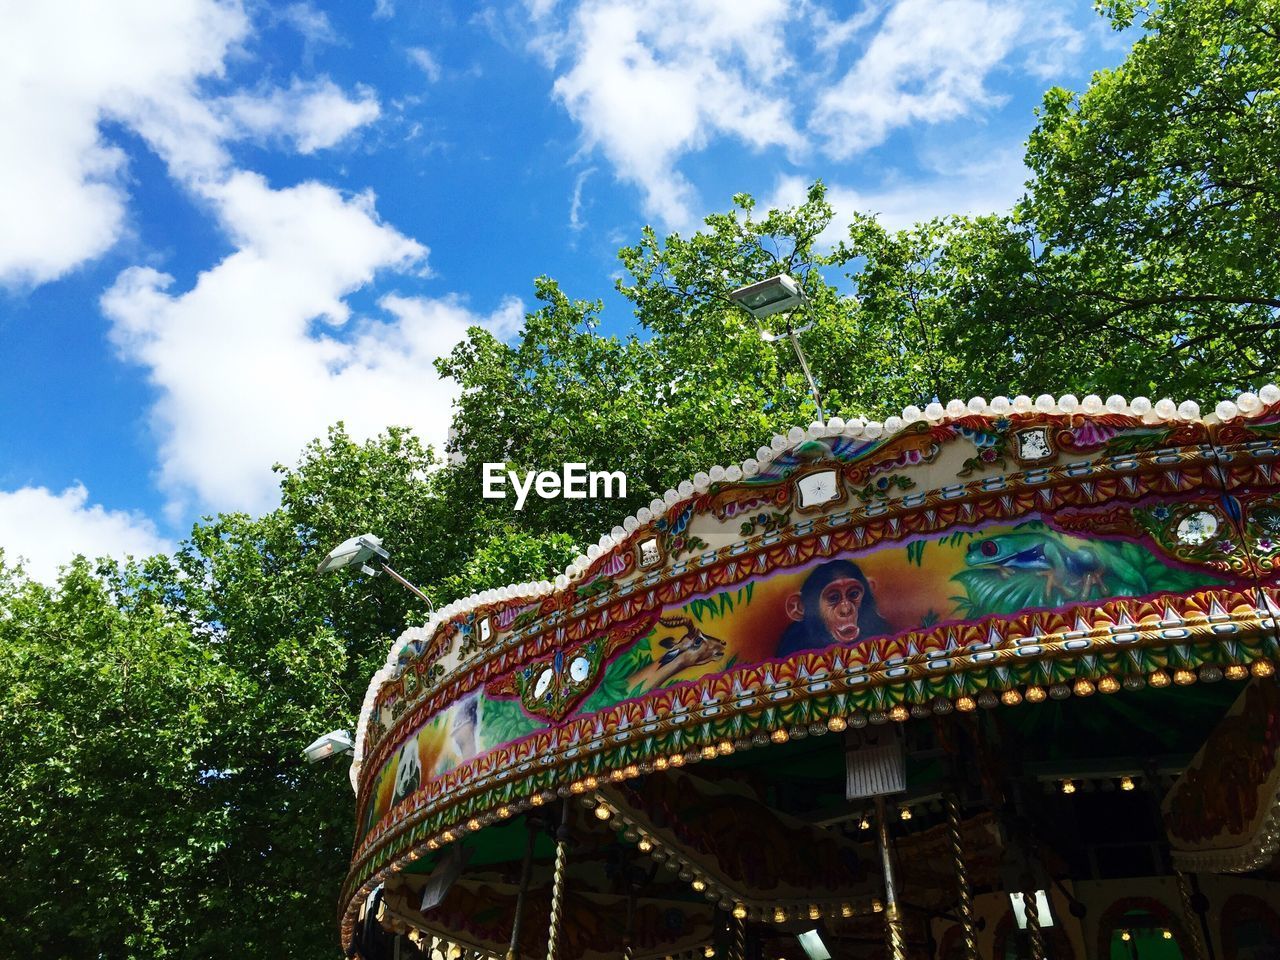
top-left (348, 384), bottom-right (1278, 788)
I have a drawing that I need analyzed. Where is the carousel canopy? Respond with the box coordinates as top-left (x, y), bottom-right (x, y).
top-left (340, 388), bottom-right (1280, 957)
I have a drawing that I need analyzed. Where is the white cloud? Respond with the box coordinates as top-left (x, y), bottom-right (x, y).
top-left (1021, 6), bottom-right (1088, 80)
top-left (407, 48), bottom-right (443, 83)
top-left (0, 0), bottom-right (248, 287)
top-left (814, 0), bottom-right (1024, 158)
top-left (0, 484), bottom-right (171, 584)
top-left (569, 166), bottom-right (596, 231)
top-left (102, 171), bottom-right (519, 518)
top-left (0, 1), bottom-right (385, 287)
top-left (4, 0), bottom-right (516, 549)
top-left (767, 146), bottom-right (1029, 244)
top-left (809, 3), bottom-right (885, 56)
top-left (544, 0), bottom-right (803, 228)
top-left (281, 3), bottom-right (339, 47)
top-left (220, 78), bottom-right (381, 154)
top-left (537, 0), bottom-right (1084, 226)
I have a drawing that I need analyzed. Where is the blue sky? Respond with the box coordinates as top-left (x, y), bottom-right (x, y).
top-left (0, 0), bottom-right (1134, 581)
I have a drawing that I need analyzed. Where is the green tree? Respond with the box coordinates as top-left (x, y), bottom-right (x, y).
top-left (1013, 0), bottom-right (1278, 394)
top-left (0, 428), bottom-right (576, 960)
top-left (0, 556), bottom-right (228, 956)
top-left (436, 186), bottom-right (888, 548)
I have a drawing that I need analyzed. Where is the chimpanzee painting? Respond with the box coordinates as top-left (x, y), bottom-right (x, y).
top-left (775, 559), bottom-right (891, 657)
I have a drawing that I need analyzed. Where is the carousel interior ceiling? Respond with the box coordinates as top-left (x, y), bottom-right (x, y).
top-left (385, 683), bottom-right (1245, 959)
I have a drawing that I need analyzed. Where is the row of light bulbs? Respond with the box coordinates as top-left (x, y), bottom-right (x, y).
top-left (404, 659), bottom-right (1274, 870)
top-left (384, 659), bottom-right (1262, 958)
top-left (1059, 775), bottom-right (1141, 795)
top-left (587, 794), bottom-right (880, 926)
top-left (1119, 929), bottom-right (1176, 942)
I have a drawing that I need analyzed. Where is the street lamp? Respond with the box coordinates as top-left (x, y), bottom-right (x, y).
top-left (728, 273), bottom-right (826, 421)
top-left (317, 532), bottom-right (434, 612)
top-left (304, 729), bottom-right (353, 763)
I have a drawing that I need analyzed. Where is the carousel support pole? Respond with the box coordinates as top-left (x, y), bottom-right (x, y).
top-left (730, 912), bottom-right (746, 960)
top-left (1174, 870), bottom-right (1211, 960)
top-left (1022, 889), bottom-right (1047, 960)
top-left (544, 801), bottom-right (571, 960)
top-left (944, 793), bottom-right (979, 960)
top-left (506, 816), bottom-right (540, 960)
top-left (874, 796), bottom-right (908, 960)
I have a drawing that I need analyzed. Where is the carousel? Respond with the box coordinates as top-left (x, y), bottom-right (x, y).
top-left (337, 386), bottom-right (1280, 960)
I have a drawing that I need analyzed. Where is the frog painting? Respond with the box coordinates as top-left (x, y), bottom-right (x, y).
top-left (951, 520), bottom-right (1212, 616)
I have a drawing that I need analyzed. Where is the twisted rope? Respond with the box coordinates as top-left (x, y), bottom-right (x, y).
top-left (945, 794), bottom-right (978, 960)
top-left (545, 805), bottom-right (570, 960)
top-left (1175, 870), bottom-right (1209, 960)
top-left (1023, 890), bottom-right (1047, 960)
top-left (874, 796), bottom-right (908, 960)
top-left (884, 903), bottom-right (908, 960)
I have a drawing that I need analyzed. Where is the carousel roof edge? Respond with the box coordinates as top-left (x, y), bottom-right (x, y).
top-left (347, 383), bottom-right (1280, 787)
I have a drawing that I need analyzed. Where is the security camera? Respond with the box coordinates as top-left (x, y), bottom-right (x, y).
top-left (304, 729), bottom-right (354, 763)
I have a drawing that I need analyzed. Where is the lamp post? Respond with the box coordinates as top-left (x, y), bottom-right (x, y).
top-left (727, 273), bottom-right (827, 422)
top-left (316, 533), bottom-right (434, 613)
top-left (304, 729), bottom-right (353, 763)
